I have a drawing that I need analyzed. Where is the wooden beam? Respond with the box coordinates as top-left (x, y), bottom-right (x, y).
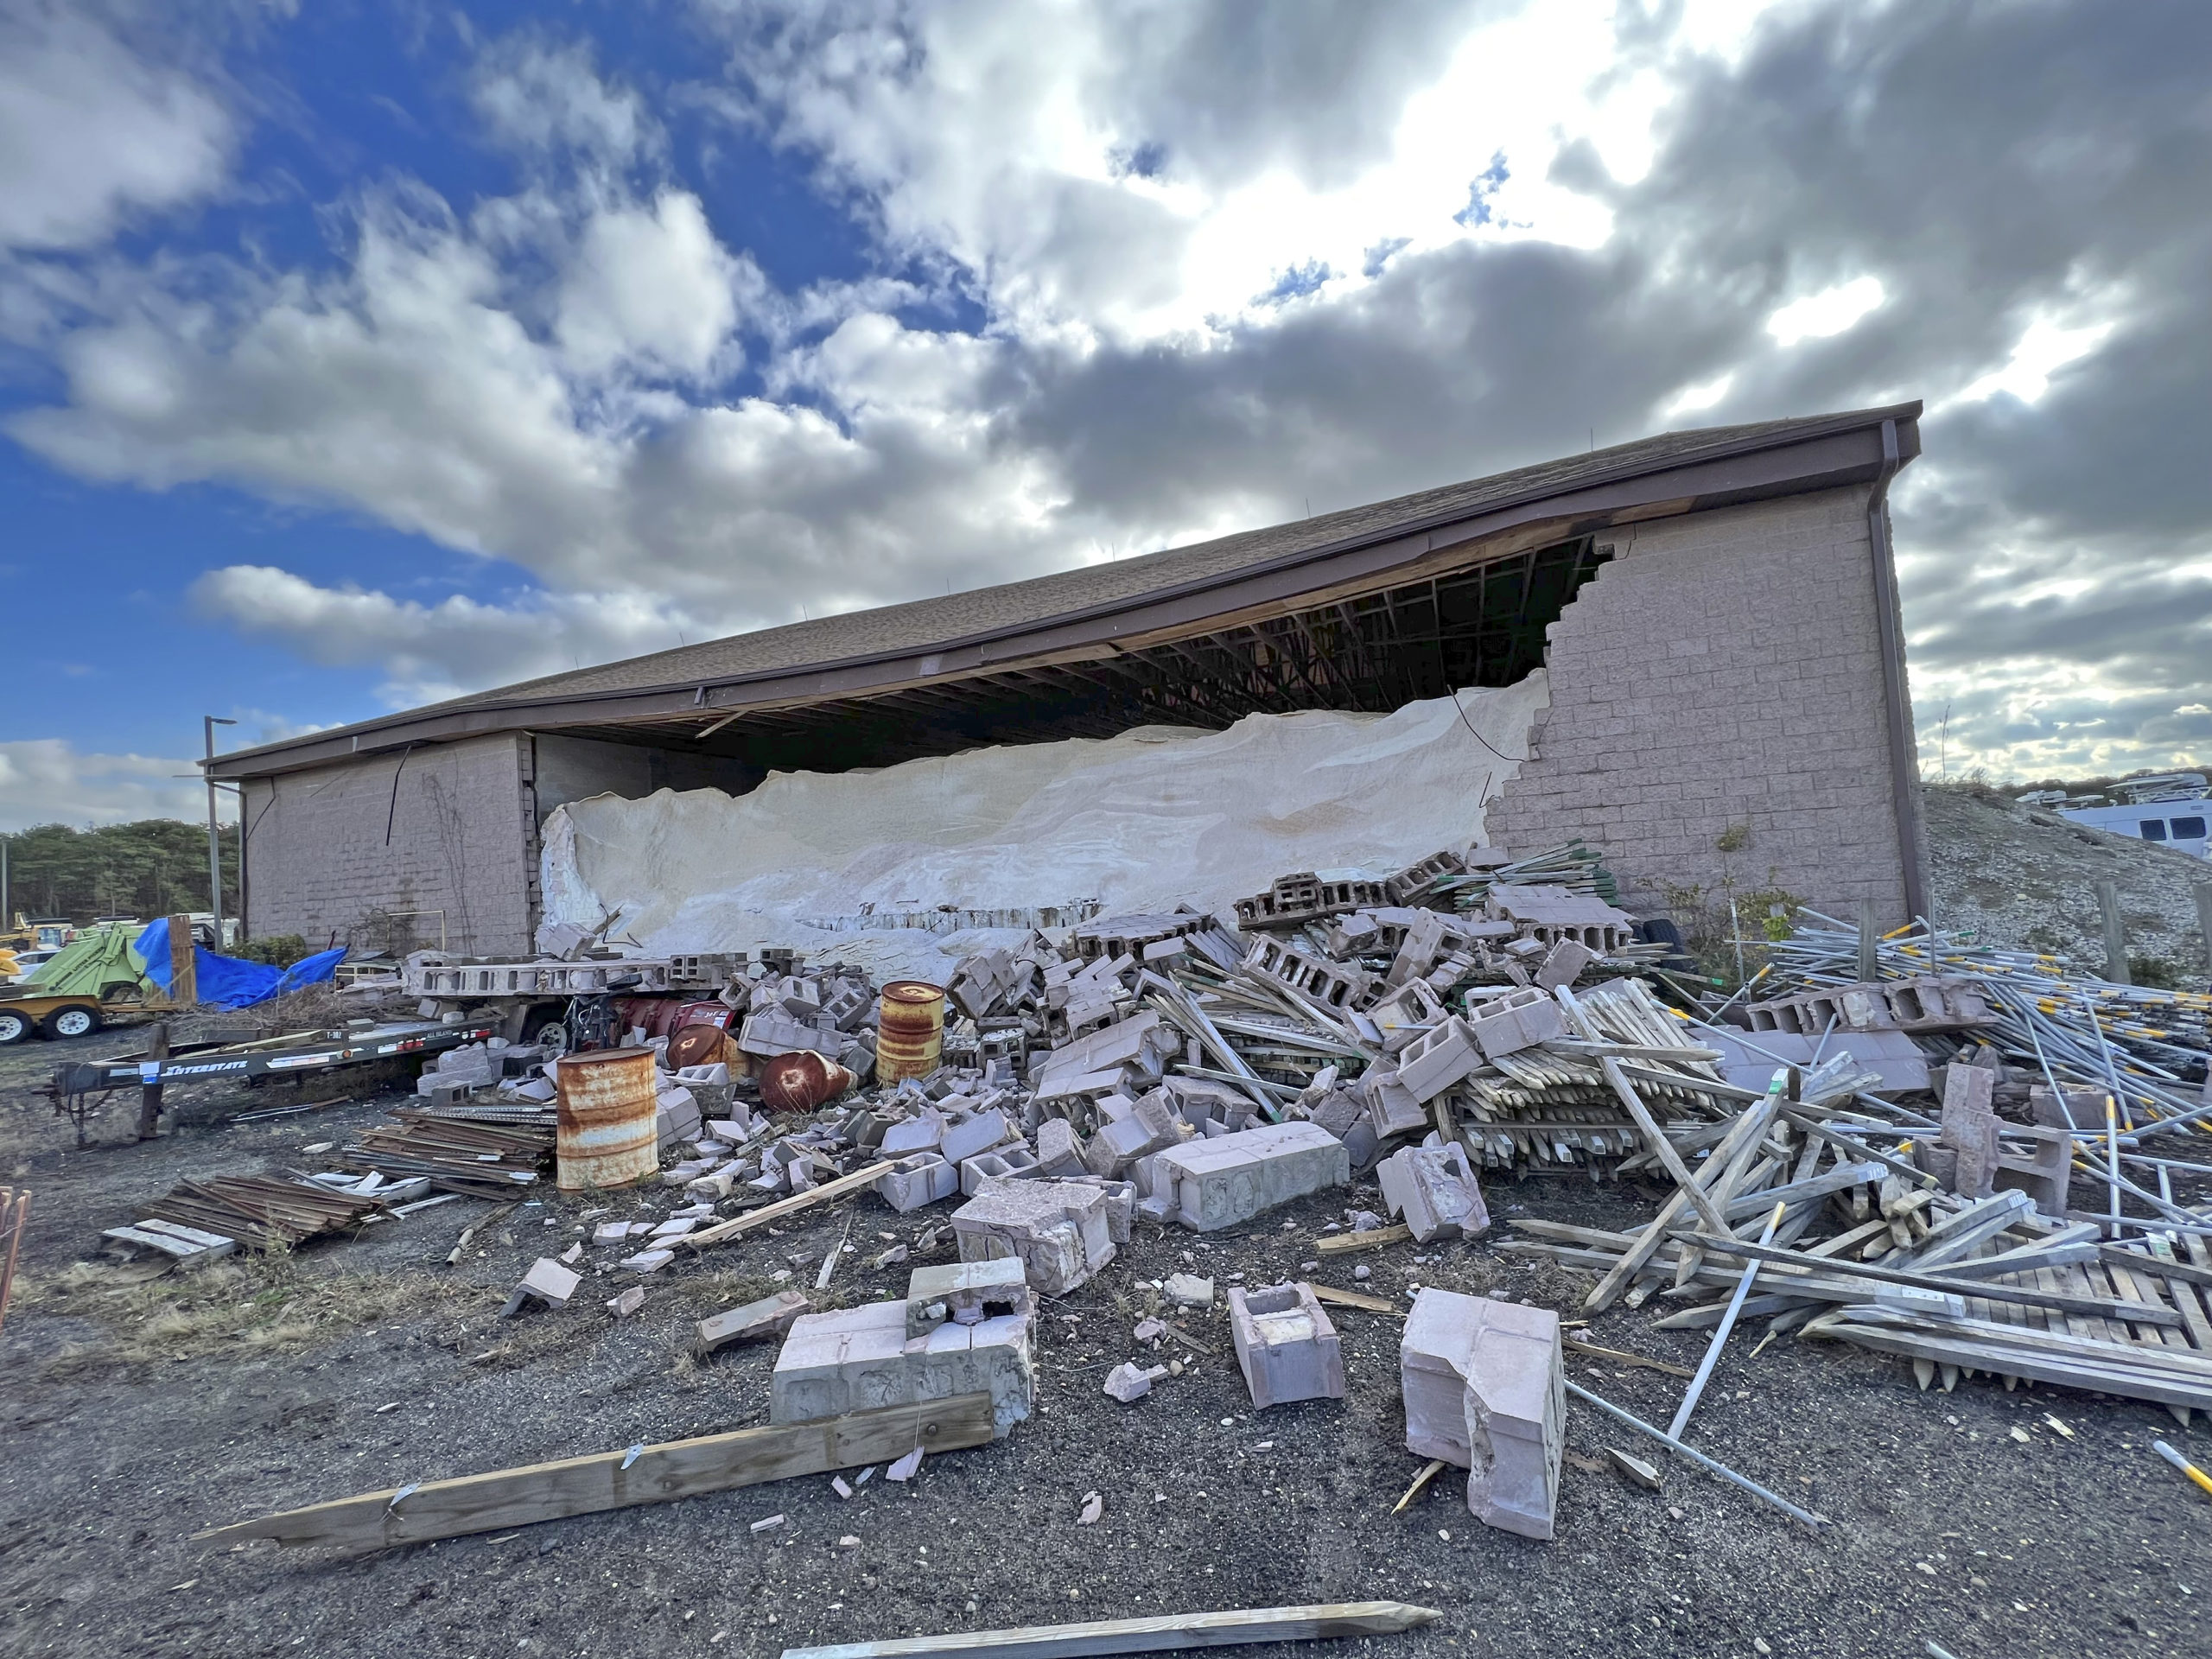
top-left (194, 1394), bottom-right (996, 1554)
top-left (1317, 1224), bottom-right (1411, 1255)
top-left (683, 1156), bottom-right (922, 1250)
top-left (777, 1601), bottom-right (1440, 1659)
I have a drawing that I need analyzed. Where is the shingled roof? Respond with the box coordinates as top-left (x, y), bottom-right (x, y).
top-left (211, 400), bottom-right (1921, 776)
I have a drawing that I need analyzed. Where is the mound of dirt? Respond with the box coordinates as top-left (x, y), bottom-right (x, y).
top-left (1923, 781), bottom-right (2211, 977)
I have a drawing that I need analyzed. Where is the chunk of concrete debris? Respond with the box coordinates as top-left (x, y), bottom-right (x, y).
top-left (1376, 1144), bottom-right (1491, 1243)
top-left (1132, 1318), bottom-right (1166, 1344)
top-left (1078, 1491), bottom-right (1103, 1525)
top-left (1033, 1117), bottom-right (1087, 1178)
top-left (832, 1475), bottom-right (855, 1499)
top-left (620, 1248), bottom-right (676, 1273)
top-left (1228, 1282), bottom-right (1344, 1409)
top-left (1150, 1122), bottom-right (1349, 1232)
top-left (1103, 1361), bottom-right (1168, 1402)
top-left (592, 1219), bottom-right (633, 1244)
top-left (558, 1241), bottom-right (584, 1266)
top-left (885, 1447), bottom-right (925, 1482)
top-left (951, 1177), bottom-right (1117, 1296)
top-left (605, 1286), bottom-right (645, 1319)
top-left (500, 1257), bottom-right (581, 1318)
top-left (1162, 1272), bottom-right (1215, 1310)
top-left (749, 1514), bottom-right (785, 1535)
top-left (698, 1288), bottom-right (812, 1353)
top-left (1605, 1446), bottom-right (1661, 1491)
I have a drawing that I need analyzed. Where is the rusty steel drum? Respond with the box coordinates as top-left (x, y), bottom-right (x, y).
top-left (554, 1047), bottom-right (658, 1192)
top-left (874, 980), bottom-right (946, 1084)
top-left (758, 1049), bottom-right (860, 1113)
top-left (666, 1022), bottom-right (734, 1073)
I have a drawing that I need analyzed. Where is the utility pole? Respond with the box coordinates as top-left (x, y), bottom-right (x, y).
top-left (204, 716), bottom-right (237, 945)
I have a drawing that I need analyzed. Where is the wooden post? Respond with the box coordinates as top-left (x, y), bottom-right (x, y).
top-left (166, 912), bottom-right (197, 1007)
top-left (1857, 899), bottom-right (1879, 982)
top-left (2195, 882), bottom-right (2212, 980)
top-left (2097, 880), bottom-right (2130, 985)
top-left (136, 1020), bottom-right (169, 1141)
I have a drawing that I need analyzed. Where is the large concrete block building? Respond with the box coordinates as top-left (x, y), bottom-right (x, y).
top-left (210, 403), bottom-right (1927, 957)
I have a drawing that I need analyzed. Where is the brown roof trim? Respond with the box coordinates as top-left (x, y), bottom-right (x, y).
top-left (210, 401), bottom-right (1921, 779)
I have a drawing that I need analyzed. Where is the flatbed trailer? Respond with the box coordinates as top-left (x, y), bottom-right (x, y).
top-left (51, 1016), bottom-right (502, 1098)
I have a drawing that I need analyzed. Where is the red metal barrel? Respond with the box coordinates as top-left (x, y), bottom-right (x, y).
top-left (874, 981), bottom-right (946, 1084)
top-left (554, 1047), bottom-right (658, 1192)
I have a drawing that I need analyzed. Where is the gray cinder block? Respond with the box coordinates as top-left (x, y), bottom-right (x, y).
top-left (1400, 1287), bottom-right (1485, 1465)
top-left (951, 1178), bottom-right (1117, 1294)
top-left (1463, 986), bottom-right (1566, 1061)
top-left (1034, 1116), bottom-right (1086, 1177)
top-left (1151, 1122), bottom-right (1350, 1232)
top-left (1395, 1016), bottom-right (1484, 1102)
top-left (906, 1257), bottom-right (1031, 1338)
top-left (875, 1153), bottom-right (960, 1213)
top-left (1228, 1282), bottom-right (1344, 1408)
top-left (960, 1142), bottom-right (1041, 1196)
top-left (770, 1300), bottom-right (1034, 1436)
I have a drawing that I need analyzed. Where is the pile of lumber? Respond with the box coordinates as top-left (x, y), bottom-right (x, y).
top-left (1502, 1076), bottom-right (2212, 1420)
top-left (134, 1174), bottom-right (386, 1250)
top-left (340, 1108), bottom-right (551, 1198)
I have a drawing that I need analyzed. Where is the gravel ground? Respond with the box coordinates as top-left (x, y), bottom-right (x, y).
top-left (2, 1026), bottom-right (2209, 1659)
top-left (1924, 783), bottom-right (2212, 978)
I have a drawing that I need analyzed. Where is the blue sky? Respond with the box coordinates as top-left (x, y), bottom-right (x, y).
top-left (3, 0), bottom-right (2209, 828)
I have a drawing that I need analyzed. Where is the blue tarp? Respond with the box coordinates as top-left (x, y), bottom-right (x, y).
top-left (134, 919), bottom-right (347, 1011)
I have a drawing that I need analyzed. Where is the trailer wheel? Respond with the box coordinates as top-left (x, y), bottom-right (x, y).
top-left (0, 1008), bottom-right (31, 1045)
top-left (41, 1003), bottom-right (101, 1040)
top-left (521, 1003), bottom-right (570, 1057)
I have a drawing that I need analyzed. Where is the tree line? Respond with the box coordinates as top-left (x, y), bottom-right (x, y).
top-left (2, 820), bottom-right (238, 926)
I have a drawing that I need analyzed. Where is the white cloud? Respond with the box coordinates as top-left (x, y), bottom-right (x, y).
top-left (557, 191), bottom-right (758, 381)
top-left (471, 35), bottom-right (654, 164)
top-left (0, 740), bottom-right (220, 831)
top-left (1955, 313), bottom-right (2117, 407)
top-left (0, 4), bottom-right (233, 252)
top-left (1764, 275), bottom-right (1885, 346)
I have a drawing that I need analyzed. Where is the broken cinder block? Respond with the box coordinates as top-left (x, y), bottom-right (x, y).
top-left (1460, 1298), bottom-right (1566, 1541)
top-left (951, 1177), bottom-right (1117, 1295)
top-left (1228, 1282), bottom-right (1345, 1409)
top-left (1376, 1143), bottom-right (1491, 1243)
top-left (500, 1256), bottom-right (581, 1318)
top-left (1150, 1121), bottom-right (1349, 1232)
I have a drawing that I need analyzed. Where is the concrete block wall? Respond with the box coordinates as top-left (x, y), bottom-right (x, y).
top-left (1489, 487), bottom-right (1921, 925)
top-left (238, 733), bottom-right (536, 956)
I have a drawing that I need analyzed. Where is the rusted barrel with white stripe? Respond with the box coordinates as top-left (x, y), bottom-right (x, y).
top-left (555, 1047), bottom-right (658, 1192)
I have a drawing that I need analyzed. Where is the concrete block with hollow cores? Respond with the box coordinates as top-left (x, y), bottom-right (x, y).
top-left (1376, 1143), bottom-right (1491, 1243)
top-left (940, 1108), bottom-right (1012, 1167)
top-left (874, 1153), bottom-right (961, 1213)
top-left (1228, 1281), bottom-right (1345, 1408)
top-left (1460, 1299), bottom-right (1566, 1541)
top-left (951, 1177), bottom-right (1117, 1294)
top-left (1151, 1121), bottom-right (1350, 1232)
top-left (1463, 985), bottom-right (1567, 1060)
top-left (960, 1142), bottom-right (1041, 1196)
top-left (1395, 1017), bottom-right (1484, 1102)
top-left (769, 1298), bottom-right (1033, 1436)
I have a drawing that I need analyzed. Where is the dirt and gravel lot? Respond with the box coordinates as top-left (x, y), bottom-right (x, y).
top-left (2, 1026), bottom-right (2207, 1659)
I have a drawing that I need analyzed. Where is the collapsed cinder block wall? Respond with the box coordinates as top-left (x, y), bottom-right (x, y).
top-left (1489, 487), bottom-right (1924, 927)
top-left (238, 733), bottom-right (536, 956)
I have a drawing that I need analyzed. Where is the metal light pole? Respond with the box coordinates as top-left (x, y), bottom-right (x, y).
top-left (204, 716), bottom-right (237, 944)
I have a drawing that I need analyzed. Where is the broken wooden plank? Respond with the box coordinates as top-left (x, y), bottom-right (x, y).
top-left (777, 1601), bottom-right (1440, 1659)
top-left (1318, 1224), bottom-right (1412, 1255)
top-left (1308, 1284), bottom-right (1402, 1315)
top-left (194, 1393), bottom-right (996, 1554)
